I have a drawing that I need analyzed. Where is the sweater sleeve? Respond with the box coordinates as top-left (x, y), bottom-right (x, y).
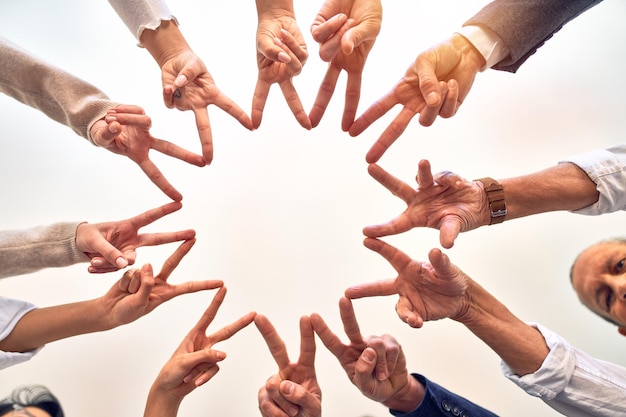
top-left (463, 0), bottom-right (603, 73)
top-left (0, 36), bottom-right (116, 143)
top-left (107, 0), bottom-right (178, 45)
top-left (0, 222), bottom-right (90, 279)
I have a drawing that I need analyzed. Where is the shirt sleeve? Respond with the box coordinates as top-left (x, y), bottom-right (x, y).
top-left (107, 0), bottom-right (178, 45)
top-left (0, 297), bottom-right (41, 370)
top-left (559, 144), bottom-right (626, 215)
top-left (0, 36), bottom-right (117, 143)
top-left (456, 26), bottom-right (510, 71)
top-left (0, 222), bottom-right (89, 279)
top-left (500, 322), bottom-right (626, 417)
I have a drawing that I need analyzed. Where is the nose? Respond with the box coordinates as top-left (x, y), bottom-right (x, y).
top-left (618, 279), bottom-right (626, 300)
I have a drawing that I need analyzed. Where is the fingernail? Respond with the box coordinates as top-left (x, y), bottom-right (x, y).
top-left (273, 36), bottom-right (284, 46)
top-left (174, 74), bottom-right (188, 87)
top-left (426, 92), bottom-right (439, 106)
top-left (91, 259), bottom-right (104, 267)
top-left (377, 371), bottom-right (387, 381)
top-left (362, 349), bottom-right (375, 363)
top-left (277, 51), bottom-right (291, 63)
top-left (115, 257), bottom-right (128, 268)
top-left (283, 381), bottom-right (294, 394)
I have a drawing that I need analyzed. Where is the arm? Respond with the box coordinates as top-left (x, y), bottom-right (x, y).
top-left (0, 239), bottom-right (222, 353)
top-left (109, 0), bottom-right (253, 163)
top-left (0, 297), bottom-right (39, 370)
top-left (311, 297), bottom-right (498, 416)
top-left (255, 314), bottom-right (322, 417)
top-left (464, 0), bottom-right (604, 73)
top-left (143, 286), bottom-right (256, 417)
top-left (253, 0), bottom-right (311, 130)
top-left (362, 147), bottom-right (625, 247)
top-left (309, 0), bottom-right (382, 130)
top-left (0, 223), bottom-right (88, 279)
top-left (0, 36), bottom-right (114, 142)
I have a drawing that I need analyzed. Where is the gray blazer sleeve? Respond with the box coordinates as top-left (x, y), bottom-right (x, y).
top-left (464, 0), bottom-right (604, 72)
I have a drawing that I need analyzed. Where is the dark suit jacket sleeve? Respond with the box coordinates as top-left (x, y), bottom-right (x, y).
top-left (389, 374), bottom-right (500, 417)
top-left (463, 0), bottom-right (603, 72)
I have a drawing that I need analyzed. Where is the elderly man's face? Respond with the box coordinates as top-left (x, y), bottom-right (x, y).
top-left (571, 241), bottom-right (626, 333)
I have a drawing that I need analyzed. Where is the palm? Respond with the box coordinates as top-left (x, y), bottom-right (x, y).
top-left (162, 53), bottom-right (222, 110)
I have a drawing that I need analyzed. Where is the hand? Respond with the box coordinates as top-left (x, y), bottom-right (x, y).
top-left (75, 201), bottom-right (195, 273)
top-left (100, 239), bottom-right (223, 328)
top-left (349, 34), bottom-right (485, 162)
top-left (160, 51), bottom-right (254, 163)
top-left (309, 0), bottom-right (382, 130)
top-left (363, 160), bottom-right (488, 248)
top-left (310, 297), bottom-right (420, 410)
top-left (253, 1), bottom-right (311, 129)
top-left (90, 105), bottom-right (205, 201)
top-left (255, 314), bottom-right (321, 417)
top-left (346, 238), bottom-right (470, 328)
top-left (145, 286), bottom-right (256, 416)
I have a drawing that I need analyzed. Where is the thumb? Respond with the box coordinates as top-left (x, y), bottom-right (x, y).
top-left (414, 56), bottom-right (442, 107)
top-left (173, 55), bottom-right (203, 88)
top-left (91, 237), bottom-right (128, 269)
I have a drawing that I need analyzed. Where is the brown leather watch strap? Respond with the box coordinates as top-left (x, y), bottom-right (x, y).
top-left (476, 177), bottom-right (507, 225)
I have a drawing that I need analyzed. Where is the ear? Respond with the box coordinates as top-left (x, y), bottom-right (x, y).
top-left (618, 327), bottom-right (626, 337)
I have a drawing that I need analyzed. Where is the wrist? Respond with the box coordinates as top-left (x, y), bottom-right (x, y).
top-left (475, 177), bottom-right (507, 225)
top-left (140, 19), bottom-right (192, 68)
top-left (256, 0), bottom-right (296, 18)
top-left (381, 373), bottom-right (424, 413)
top-left (450, 33), bottom-right (486, 74)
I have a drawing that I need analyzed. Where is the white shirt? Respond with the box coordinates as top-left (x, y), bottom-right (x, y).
top-left (501, 323), bottom-right (626, 417)
top-left (0, 297), bottom-right (40, 369)
top-left (560, 144), bottom-right (626, 215)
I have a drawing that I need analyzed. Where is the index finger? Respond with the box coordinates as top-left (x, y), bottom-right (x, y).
top-left (365, 106), bottom-right (418, 163)
top-left (191, 286), bottom-right (228, 335)
top-left (212, 91), bottom-right (254, 130)
top-left (157, 238), bottom-right (196, 280)
top-left (192, 106), bottom-right (213, 164)
top-left (362, 237), bottom-right (412, 274)
top-left (297, 316), bottom-right (316, 368)
top-left (348, 92), bottom-right (397, 137)
top-left (367, 163), bottom-right (414, 202)
top-left (255, 314), bottom-right (291, 372)
top-left (344, 279), bottom-right (397, 299)
top-left (130, 202), bottom-right (183, 229)
top-left (309, 312), bottom-right (346, 359)
top-left (208, 311), bottom-right (257, 345)
top-left (341, 71), bottom-right (362, 132)
top-left (338, 297), bottom-right (364, 346)
top-left (136, 158), bottom-right (183, 202)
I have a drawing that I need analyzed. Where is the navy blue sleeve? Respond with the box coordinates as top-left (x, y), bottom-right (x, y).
top-left (389, 374), bottom-right (499, 417)
top-left (463, 0), bottom-right (603, 72)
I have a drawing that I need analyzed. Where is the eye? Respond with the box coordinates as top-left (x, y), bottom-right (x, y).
top-left (617, 258), bottom-right (626, 273)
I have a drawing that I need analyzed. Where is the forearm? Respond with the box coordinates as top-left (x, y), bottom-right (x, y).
top-left (455, 280), bottom-right (550, 376)
top-left (255, 0), bottom-right (296, 18)
top-left (497, 162), bottom-right (598, 221)
top-left (0, 299), bottom-right (111, 353)
top-left (0, 36), bottom-right (114, 141)
top-left (0, 222), bottom-right (89, 279)
top-left (143, 387), bottom-right (182, 417)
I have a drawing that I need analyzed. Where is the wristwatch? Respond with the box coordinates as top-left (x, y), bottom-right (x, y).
top-left (476, 177), bottom-right (507, 225)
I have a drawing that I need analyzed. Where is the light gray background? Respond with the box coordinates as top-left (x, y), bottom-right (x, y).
top-left (0, 1), bottom-right (624, 416)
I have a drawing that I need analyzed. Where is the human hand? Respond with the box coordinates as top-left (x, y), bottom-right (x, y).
top-left (253, 0), bottom-right (311, 129)
top-left (75, 201), bottom-right (195, 274)
top-left (349, 34), bottom-right (485, 162)
top-left (346, 239), bottom-right (470, 328)
top-left (310, 297), bottom-right (418, 409)
top-left (363, 160), bottom-right (489, 248)
top-left (90, 105), bottom-right (205, 201)
top-left (309, 0), bottom-right (382, 130)
top-left (145, 286), bottom-right (256, 415)
top-left (100, 239), bottom-right (223, 328)
top-left (256, 314), bottom-right (321, 417)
